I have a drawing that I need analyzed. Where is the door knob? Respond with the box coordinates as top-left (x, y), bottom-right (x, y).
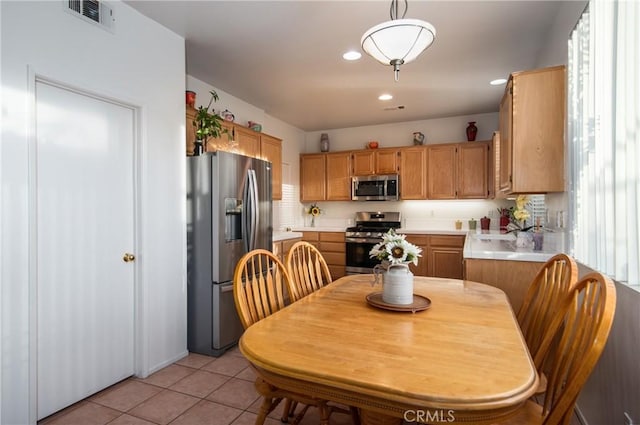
top-left (123, 253), bottom-right (136, 263)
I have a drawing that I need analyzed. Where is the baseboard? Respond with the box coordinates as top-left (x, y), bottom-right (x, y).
top-left (137, 349), bottom-right (189, 378)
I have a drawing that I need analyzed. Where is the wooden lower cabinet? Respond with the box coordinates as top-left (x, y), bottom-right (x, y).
top-left (405, 235), bottom-right (428, 277)
top-left (464, 258), bottom-right (542, 312)
top-left (427, 235), bottom-right (465, 279)
top-left (302, 231), bottom-right (345, 279)
top-left (406, 234), bottom-right (465, 279)
top-left (273, 237), bottom-right (302, 264)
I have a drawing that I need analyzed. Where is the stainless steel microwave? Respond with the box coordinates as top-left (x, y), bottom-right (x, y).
top-left (351, 174), bottom-right (399, 201)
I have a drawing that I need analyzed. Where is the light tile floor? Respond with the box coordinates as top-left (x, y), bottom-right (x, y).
top-left (38, 347), bottom-right (582, 425)
top-left (37, 347), bottom-right (353, 425)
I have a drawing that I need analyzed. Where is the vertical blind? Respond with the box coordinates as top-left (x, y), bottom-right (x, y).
top-left (568, 1), bottom-right (640, 287)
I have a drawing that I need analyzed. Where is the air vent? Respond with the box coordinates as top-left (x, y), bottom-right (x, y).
top-left (383, 105), bottom-right (405, 111)
top-left (67, 0), bottom-right (114, 31)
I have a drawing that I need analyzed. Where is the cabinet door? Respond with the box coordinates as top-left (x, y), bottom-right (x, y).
top-left (300, 154), bottom-right (326, 201)
top-left (499, 80), bottom-right (513, 192)
top-left (511, 66), bottom-right (565, 193)
top-left (427, 145), bottom-right (457, 199)
top-left (260, 134), bottom-right (282, 200)
top-left (326, 152), bottom-right (351, 201)
top-left (272, 241), bottom-right (283, 262)
top-left (234, 126), bottom-right (260, 158)
top-left (427, 235), bottom-right (465, 279)
top-left (458, 142), bottom-right (490, 199)
top-left (405, 235), bottom-right (428, 277)
top-left (352, 151), bottom-right (375, 176)
top-left (205, 121), bottom-right (234, 153)
top-left (186, 106), bottom-right (197, 156)
top-left (399, 147), bottom-right (427, 200)
top-left (427, 247), bottom-right (464, 279)
top-left (376, 150), bottom-right (398, 174)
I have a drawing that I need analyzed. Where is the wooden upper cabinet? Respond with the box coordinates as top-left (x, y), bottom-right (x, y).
top-left (499, 84), bottom-right (513, 192)
top-left (427, 144), bottom-right (457, 199)
top-left (300, 154), bottom-right (326, 202)
top-left (399, 147), bottom-right (427, 200)
top-left (427, 142), bottom-right (490, 200)
top-left (352, 151), bottom-right (376, 176)
top-left (326, 152), bottom-right (352, 201)
top-left (499, 65), bottom-right (566, 193)
top-left (458, 142), bottom-right (490, 199)
top-left (234, 126), bottom-right (260, 158)
top-left (186, 106), bottom-right (197, 156)
top-left (352, 149), bottom-right (398, 176)
top-left (375, 149), bottom-right (398, 174)
top-left (205, 121), bottom-right (234, 153)
top-left (260, 134), bottom-right (282, 200)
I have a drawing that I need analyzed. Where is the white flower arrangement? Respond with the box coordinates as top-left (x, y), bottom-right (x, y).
top-left (369, 229), bottom-right (422, 266)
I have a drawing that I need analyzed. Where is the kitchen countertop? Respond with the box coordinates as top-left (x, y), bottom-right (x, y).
top-left (292, 226), bottom-right (348, 232)
top-left (463, 230), bottom-right (565, 262)
top-left (397, 228), bottom-right (468, 236)
top-left (273, 231), bottom-right (303, 242)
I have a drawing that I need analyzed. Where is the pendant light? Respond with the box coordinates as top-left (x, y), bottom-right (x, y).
top-left (361, 0), bottom-right (436, 81)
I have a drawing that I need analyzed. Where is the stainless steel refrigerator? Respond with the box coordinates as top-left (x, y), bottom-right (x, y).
top-left (187, 151), bottom-right (272, 356)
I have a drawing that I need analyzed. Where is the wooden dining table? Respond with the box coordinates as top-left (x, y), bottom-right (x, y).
top-left (239, 274), bottom-right (539, 424)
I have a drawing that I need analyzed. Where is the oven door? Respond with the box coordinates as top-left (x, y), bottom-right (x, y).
top-left (345, 238), bottom-right (382, 274)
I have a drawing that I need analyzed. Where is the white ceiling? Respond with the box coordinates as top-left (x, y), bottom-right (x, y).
top-left (125, 1), bottom-right (584, 131)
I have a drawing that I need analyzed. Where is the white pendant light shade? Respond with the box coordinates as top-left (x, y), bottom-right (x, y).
top-left (361, 18), bottom-right (436, 66)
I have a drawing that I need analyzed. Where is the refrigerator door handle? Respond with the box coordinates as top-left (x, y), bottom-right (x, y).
top-left (248, 169), bottom-right (259, 251)
top-left (242, 170), bottom-right (251, 253)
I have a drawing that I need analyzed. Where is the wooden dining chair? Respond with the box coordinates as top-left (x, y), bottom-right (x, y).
top-left (517, 253), bottom-right (578, 393)
top-left (233, 249), bottom-right (356, 425)
top-left (285, 241), bottom-right (333, 302)
top-left (492, 272), bottom-right (616, 425)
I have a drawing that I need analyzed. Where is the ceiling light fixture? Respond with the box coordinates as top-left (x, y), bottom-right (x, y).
top-left (361, 0), bottom-right (436, 82)
top-left (343, 51), bottom-right (362, 61)
top-left (490, 78), bottom-right (507, 86)
top-left (379, 94), bottom-right (393, 100)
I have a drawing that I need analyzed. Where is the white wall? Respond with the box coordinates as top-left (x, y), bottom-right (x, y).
top-left (1, 2), bottom-right (186, 423)
top-left (304, 112), bottom-right (498, 154)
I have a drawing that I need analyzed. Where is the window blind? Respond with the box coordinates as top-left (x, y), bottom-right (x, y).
top-left (568, 1), bottom-right (640, 287)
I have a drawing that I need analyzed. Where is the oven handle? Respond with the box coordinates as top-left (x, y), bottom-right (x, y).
top-left (346, 237), bottom-right (383, 244)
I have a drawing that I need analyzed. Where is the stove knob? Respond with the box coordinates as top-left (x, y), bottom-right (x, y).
top-left (366, 232), bottom-right (372, 237)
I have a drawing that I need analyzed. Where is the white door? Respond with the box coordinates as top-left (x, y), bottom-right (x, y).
top-left (35, 81), bottom-right (136, 420)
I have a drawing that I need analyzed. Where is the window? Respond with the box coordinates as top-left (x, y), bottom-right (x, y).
top-left (568, 1), bottom-right (640, 287)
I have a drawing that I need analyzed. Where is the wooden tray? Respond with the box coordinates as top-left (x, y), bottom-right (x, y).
top-left (366, 292), bottom-right (431, 313)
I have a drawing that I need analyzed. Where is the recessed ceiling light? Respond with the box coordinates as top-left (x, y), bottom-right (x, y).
top-left (343, 51), bottom-right (362, 61)
top-left (378, 94), bottom-right (393, 101)
top-left (490, 78), bottom-right (507, 86)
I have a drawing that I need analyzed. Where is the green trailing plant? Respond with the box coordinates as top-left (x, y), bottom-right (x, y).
top-left (192, 90), bottom-right (228, 145)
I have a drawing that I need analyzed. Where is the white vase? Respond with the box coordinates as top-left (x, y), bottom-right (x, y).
top-left (382, 264), bottom-right (414, 305)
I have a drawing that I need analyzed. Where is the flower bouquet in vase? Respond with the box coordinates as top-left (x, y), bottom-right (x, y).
top-left (369, 229), bottom-right (422, 305)
top-left (306, 203), bottom-right (321, 227)
top-left (507, 195), bottom-right (533, 248)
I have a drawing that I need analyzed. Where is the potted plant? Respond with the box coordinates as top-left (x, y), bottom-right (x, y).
top-left (192, 90), bottom-right (228, 155)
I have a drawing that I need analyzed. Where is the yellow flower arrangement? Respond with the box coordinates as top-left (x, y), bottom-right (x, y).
top-left (307, 203), bottom-right (321, 217)
top-left (509, 195), bottom-right (532, 232)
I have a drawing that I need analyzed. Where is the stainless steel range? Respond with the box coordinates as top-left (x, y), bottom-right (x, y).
top-left (345, 211), bottom-right (401, 274)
